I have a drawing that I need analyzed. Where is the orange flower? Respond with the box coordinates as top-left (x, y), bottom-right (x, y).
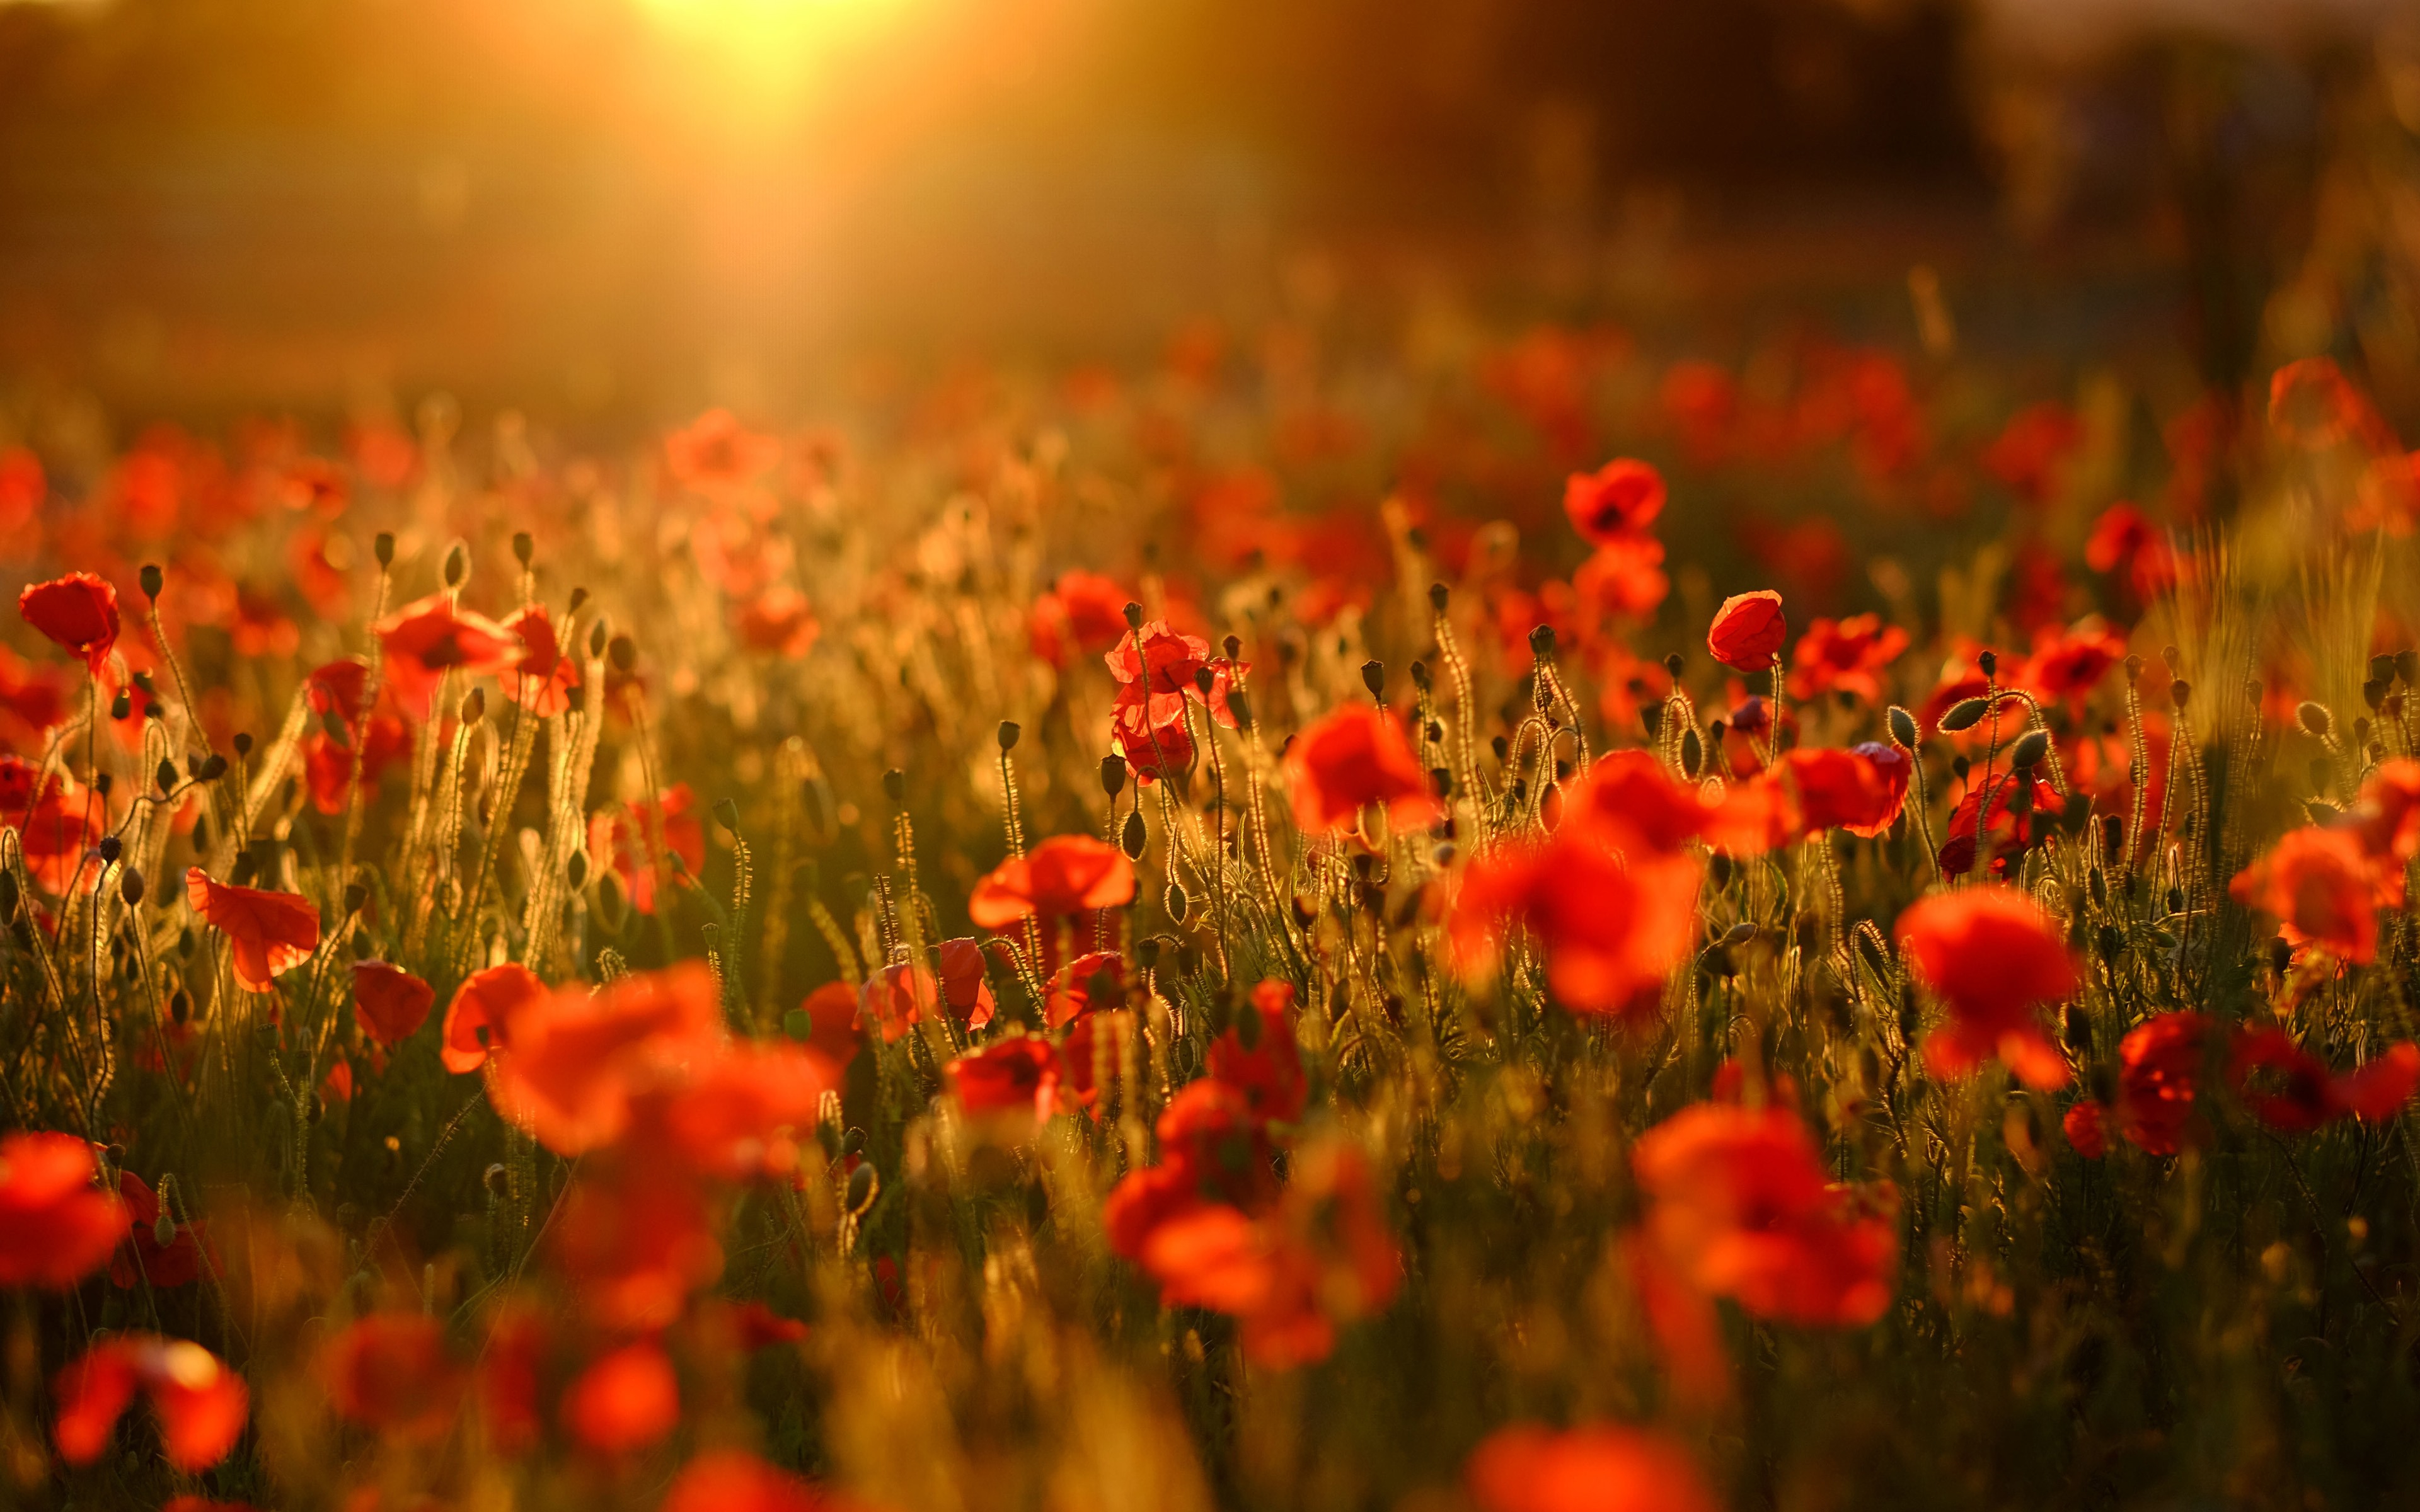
top-left (1787, 614), bottom-right (1908, 704)
top-left (18, 571), bottom-right (120, 672)
top-left (857, 961), bottom-right (937, 1044)
top-left (1775, 745), bottom-right (1906, 840)
top-left (2229, 827), bottom-right (2383, 964)
top-left (16, 767), bottom-right (103, 895)
top-left (562, 1339), bottom-right (680, 1455)
top-left (1027, 570), bottom-right (1134, 668)
top-left (666, 408), bottom-right (782, 490)
top-left (2350, 759), bottom-right (2420, 863)
top-left (352, 960), bottom-right (434, 1046)
top-left (1562, 457), bottom-right (1666, 546)
top-left (945, 1036), bottom-right (1063, 1122)
top-left (502, 604), bottom-right (580, 715)
top-left (0, 1132), bottom-right (127, 1287)
top-left (1465, 1423), bottom-right (1720, 1512)
top-left (1898, 886), bottom-right (2077, 1091)
top-left (1936, 770), bottom-right (2058, 879)
top-left (2019, 621), bottom-right (2128, 711)
top-left (185, 868), bottom-right (320, 992)
top-left (1450, 828), bottom-right (1702, 1017)
top-left (485, 963), bottom-right (724, 1154)
top-left (968, 834), bottom-right (1135, 928)
top-left (321, 1314), bottom-right (459, 1440)
top-left (589, 784), bottom-right (706, 916)
top-left (440, 961), bottom-right (549, 1074)
top-left (1103, 619), bottom-right (1209, 697)
top-left (1560, 750), bottom-right (1719, 851)
top-left (1206, 980), bottom-right (1306, 1123)
top-left (1632, 1102), bottom-right (1896, 1327)
top-left (663, 1450), bottom-right (846, 1512)
top-left (735, 586), bottom-right (821, 656)
top-left (659, 1041), bottom-right (833, 1179)
top-left (1283, 704), bottom-right (1440, 833)
top-left (551, 1166), bottom-right (725, 1331)
top-left (53, 1334), bottom-right (247, 1472)
top-left (371, 593), bottom-right (519, 719)
top-left (1707, 588), bottom-right (1786, 670)
top-left (935, 936), bottom-right (996, 1026)
top-left (794, 981), bottom-right (864, 1068)
top-left (1571, 536), bottom-right (1671, 625)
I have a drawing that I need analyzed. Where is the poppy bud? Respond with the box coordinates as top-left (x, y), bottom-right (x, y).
top-left (713, 797), bottom-right (742, 837)
top-left (1718, 922), bottom-right (1756, 948)
top-left (1224, 634), bottom-right (1243, 660)
top-left (1490, 735), bottom-right (1509, 763)
top-left (200, 753), bottom-right (228, 782)
top-left (2097, 924), bottom-right (2124, 963)
top-left (1662, 653), bottom-right (1685, 680)
top-left (1429, 766), bottom-right (1452, 799)
top-left (154, 1207), bottom-right (177, 1249)
top-left (1121, 809), bottom-right (1147, 860)
top-left (2306, 799), bottom-right (2341, 825)
top-left (1528, 625), bottom-right (1555, 661)
top-left (844, 1162), bottom-right (879, 1216)
top-left (2123, 655), bottom-right (2144, 683)
top-left (344, 882), bottom-right (369, 915)
top-left (2171, 680), bottom-right (2191, 710)
top-left (234, 732), bottom-right (255, 758)
top-left (156, 759), bottom-right (178, 795)
top-left (1897, 982), bottom-right (1920, 1043)
top-left (511, 530), bottom-right (534, 567)
top-left (1887, 705), bottom-right (1920, 748)
top-left (170, 988), bottom-right (188, 1024)
top-left (98, 835), bottom-right (122, 864)
top-left (2296, 702), bottom-right (2331, 736)
top-left (1708, 853), bottom-right (1734, 889)
top-left (1680, 726), bottom-right (1703, 777)
top-left (2309, 757), bottom-right (2332, 794)
top-left (1639, 702), bottom-right (1662, 739)
top-left (1100, 755), bottom-right (1127, 798)
top-left (1164, 881), bottom-right (1190, 924)
top-left (566, 850), bottom-right (589, 890)
top-left (144, 702), bottom-right (163, 721)
top-left (0, 869), bottom-right (19, 922)
top-left (459, 687), bottom-right (486, 725)
top-left (2063, 1004), bottom-right (2092, 1053)
top-left (485, 1163), bottom-right (510, 1198)
top-left (882, 769), bottom-right (906, 805)
top-left (1977, 650), bottom-right (1997, 678)
top-left (1226, 689), bottom-right (1253, 730)
top-left (2099, 814), bottom-right (2123, 858)
top-left (586, 616), bottom-right (611, 659)
top-left (119, 869), bottom-right (144, 907)
top-left (139, 563), bottom-right (164, 600)
top-left (1938, 697), bottom-right (1988, 733)
top-left (2269, 936), bottom-right (2294, 976)
top-left (1950, 756), bottom-right (1970, 782)
top-left (997, 720), bottom-right (1020, 752)
top-left (1361, 660), bottom-right (1385, 700)
top-left (93, 772), bottom-right (112, 799)
top-left (567, 585), bottom-right (590, 616)
top-left (1428, 582), bottom-right (1449, 613)
top-left (565, 684), bottom-right (586, 714)
top-left (442, 541), bottom-right (470, 590)
top-left (2371, 653), bottom-right (2396, 684)
top-left (1409, 660), bottom-right (1431, 693)
top-left (2088, 866), bottom-right (2107, 908)
top-left (374, 531), bottom-right (396, 568)
top-left (2399, 650), bottom-right (2420, 686)
top-left (607, 633), bottom-right (637, 672)
top-left (110, 689), bottom-right (131, 721)
top-left (1122, 601), bottom-right (1144, 630)
top-left (2010, 730), bottom-right (2049, 770)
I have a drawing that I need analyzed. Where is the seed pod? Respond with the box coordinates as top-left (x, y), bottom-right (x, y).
top-left (2010, 729), bottom-right (2049, 769)
top-left (199, 752), bottom-right (229, 784)
top-left (98, 835), bottom-right (122, 864)
top-left (2123, 654), bottom-right (2144, 683)
top-left (233, 732), bottom-right (254, 758)
top-left (1528, 625), bottom-right (1556, 660)
top-left (2365, 679), bottom-right (2388, 712)
top-left (2171, 680), bottom-right (2191, 711)
top-left (110, 689), bottom-right (131, 721)
top-left (1121, 809), bottom-right (1148, 859)
top-left (1950, 755), bottom-right (1970, 782)
top-left (119, 869), bottom-right (144, 907)
top-left (1977, 650), bottom-right (1997, 678)
top-left (139, 563), bottom-right (164, 600)
top-left (1490, 735), bottom-right (1509, 763)
top-left (1409, 660), bottom-right (1431, 692)
top-left (997, 720), bottom-right (1021, 752)
top-left (1224, 634), bottom-right (1243, 660)
top-left (1122, 600), bottom-right (1144, 629)
top-left (1662, 652), bottom-right (1685, 680)
top-left (1428, 582), bottom-right (1449, 612)
top-left (1100, 755), bottom-right (1127, 798)
top-left (1938, 697), bottom-right (1989, 733)
top-left (2372, 653), bottom-right (2397, 684)
top-left (1430, 767), bottom-right (1451, 798)
top-left (1361, 660), bottom-right (1385, 699)
top-left (713, 797), bottom-right (742, 837)
top-left (373, 531), bottom-right (396, 568)
top-left (511, 530), bottom-right (534, 567)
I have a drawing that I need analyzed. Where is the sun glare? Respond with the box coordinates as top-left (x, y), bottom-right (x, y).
top-left (632, 0), bottom-right (921, 122)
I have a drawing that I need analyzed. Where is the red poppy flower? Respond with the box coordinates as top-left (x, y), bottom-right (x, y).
top-left (1059, 1004), bottom-right (1133, 1118)
top-left (2019, 621), bottom-right (2128, 711)
top-left (858, 962), bottom-right (937, 1044)
top-left (502, 604), bottom-right (580, 715)
top-left (1466, 1423), bottom-right (1720, 1512)
top-left (1560, 750), bottom-right (1720, 851)
top-left (718, 581), bottom-right (819, 656)
top-left (589, 784), bottom-right (706, 916)
top-left (2351, 759), bottom-right (2420, 863)
top-left (1207, 980), bottom-right (1307, 1123)
top-left (562, 1339), bottom-right (679, 1455)
top-left (2230, 827), bottom-right (2386, 964)
top-left (2232, 1030), bottom-right (2420, 1133)
top-left (1936, 770), bottom-right (2058, 879)
top-left (1570, 536), bottom-right (1670, 623)
top-left (1562, 458), bottom-right (1666, 546)
top-left (723, 1299), bottom-right (811, 1349)
top-left (0, 643), bottom-right (69, 744)
top-left (551, 1167), bottom-right (725, 1331)
top-left (2062, 1100), bottom-right (2108, 1159)
top-left (352, 960), bottom-right (434, 1046)
top-left (946, 1036), bottom-right (1064, 1122)
top-left (1787, 614), bottom-right (1908, 704)
top-left (487, 963), bottom-right (725, 1154)
top-left (475, 1305), bottom-right (548, 1456)
top-left (111, 1169), bottom-right (210, 1288)
top-left (185, 868), bottom-right (320, 992)
top-left (1046, 949), bottom-right (1126, 1028)
top-left (371, 593), bottom-right (519, 719)
top-left (2269, 355), bottom-right (2395, 451)
top-left (795, 980), bottom-right (864, 1067)
top-left (2085, 502), bottom-right (2177, 604)
top-left (1981, 401), bottom-right (2084, 504)
top-left (321, 1314), bottom-right (460, 1440)
top-left (1631, 1102), bottom-right (1896, 1326)
top-left (2116, 1012), bottom-right (2210, 1155)
top-left (1450, 829), bottom-right (1702, 1017)
top-left (1110, 688), bottom-right (1196, 785)
top-left (662, 1450), bottom-right (841, 1512)
top-left (1707, 589), bottom-right (1786, 670)
top-left (0, 1132), bottom-right (127, 1286)
top-left (1104, 619), bottom-right (1210, 697)
top-left (666, 408), bottom-right (783, 490)
top-left (1027, 570), bottom-right (1134, 668)
top-left (19, 571), bottom-right (120, 672)
top-left (441, 961), bottom-right (549, 1074)
top-left (969, 835), bottom-right (1136, 928)
top-left (1776, 745), bottom-right (1906, 840)
top-left (660, 1041), bottom-right (833, 1179)
top-left (935, 936), bottom-right (996, 1027)
top-left (1898, 886), bottom-right (2077, 1091)
top-left (302, 714), bottom-right (412, 815)
top-left (53, 1334), bottom-right (247, 1472)
top-left (1283, 704), bottom-right (1441, 833)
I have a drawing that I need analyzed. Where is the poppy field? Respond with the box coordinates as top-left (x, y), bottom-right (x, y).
top-left (4, 321), bottom-right (2420, 1512)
